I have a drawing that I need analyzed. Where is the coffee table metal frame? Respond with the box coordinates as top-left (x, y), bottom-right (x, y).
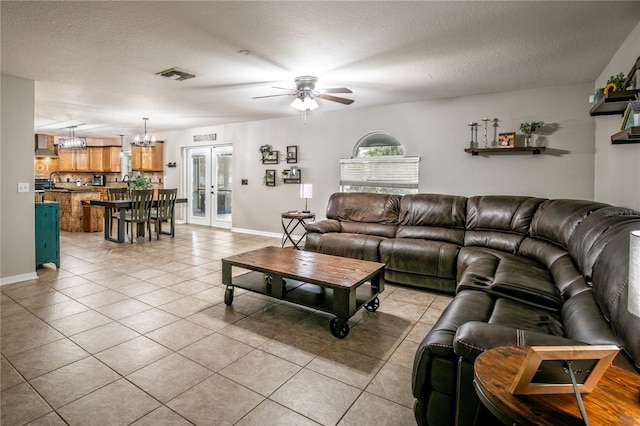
top-left (221, 246), bottom-right (384, 338)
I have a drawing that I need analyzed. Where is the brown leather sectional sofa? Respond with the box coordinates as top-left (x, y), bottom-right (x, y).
top-left (304, 192), bottom-right (640, 426)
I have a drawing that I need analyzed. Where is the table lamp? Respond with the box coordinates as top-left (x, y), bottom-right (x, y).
top-left (300, 184), bottom-right (312, 213)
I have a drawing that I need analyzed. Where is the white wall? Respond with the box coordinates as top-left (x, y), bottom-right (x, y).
top-left (162, 81), bottom-right (596, 235)
top-left (594, 21), bottom-right (640, 211)
top-left (1, 74), bottom-right (37, 284)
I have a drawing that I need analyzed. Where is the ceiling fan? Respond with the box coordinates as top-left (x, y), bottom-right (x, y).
top-left (253, 76), bottom-right (354, 111)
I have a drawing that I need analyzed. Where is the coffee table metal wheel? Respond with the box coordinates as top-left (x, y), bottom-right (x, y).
top-left (224, 286), bottom-right (234, 305)
top-left (364, 297), bottom-right (380, 312)
top-left (330, 318), bottom-right (349, 338)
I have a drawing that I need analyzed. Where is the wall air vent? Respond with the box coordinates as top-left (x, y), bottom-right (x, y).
top-left (193, 133), bottom-right (217, 142)
top-left (156, 68), bottom-right (196, 81)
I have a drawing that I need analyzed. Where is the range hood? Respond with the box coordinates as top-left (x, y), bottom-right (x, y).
top-left (34, 134), bottom-right (58, 158)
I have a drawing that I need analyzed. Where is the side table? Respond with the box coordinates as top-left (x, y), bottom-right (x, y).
top-left (281, 211), bottom-right (315, 249)
top-left (474, 346), bottom-right (640, 425)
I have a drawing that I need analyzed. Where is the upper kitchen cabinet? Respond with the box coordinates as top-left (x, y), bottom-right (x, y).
top-left (102, 147), bottom-right (122, 172)
top-left (56, 146), bottom-right (122, 172)
top-left (57, 148), bottom-right (94, 171)
top-left (131, 141), bottom-right (164, 172)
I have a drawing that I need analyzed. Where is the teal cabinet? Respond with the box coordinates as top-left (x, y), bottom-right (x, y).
top-left (35, 202), bottom-right (60, 268)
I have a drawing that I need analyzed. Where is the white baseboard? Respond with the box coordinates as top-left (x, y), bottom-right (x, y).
top-left (0, 271), bottom-right (38, 286)
top-left (231, 227), bottom-right (282, 239)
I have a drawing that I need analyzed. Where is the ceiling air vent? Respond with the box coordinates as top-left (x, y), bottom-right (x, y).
top-left (156, 68), bottom-right (196, 81)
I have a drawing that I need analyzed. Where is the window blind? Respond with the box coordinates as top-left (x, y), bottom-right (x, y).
top-left (340, 156), bottom-right (420, 189)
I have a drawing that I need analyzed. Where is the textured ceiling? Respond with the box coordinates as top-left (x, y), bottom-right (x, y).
top-left (1, 1), bottom-right (639, 138)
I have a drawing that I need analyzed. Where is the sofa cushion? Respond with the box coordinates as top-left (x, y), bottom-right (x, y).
top-left (464, 196), bottom-right (546, 253)
top-left (380, 238), bottom-right (460, 279)
top-left (591, 222), bottom-right (640, 369)
top-left (487, 297), bottom-right (564, 335)
top-left (568, 206), bottom-right (640, 282)
top-left (304, 232), bottom-right (386, 262)
top-left (326, 192), bottom-right (401, 224)
top-left (529, 199), bottom-right (608, 249)
top-left (340, 221), bottom-right (397, 238)
top-left (517, 237), bottom-right (589, 299)
top-left (562, 290), bottom-right (620, 346)
top-left (398, 193), bottom-right (467, 228)
top-left (457, 247), bottom-right (562, 310)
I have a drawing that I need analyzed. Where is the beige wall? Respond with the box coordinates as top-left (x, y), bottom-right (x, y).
top-left (1, 74), bottom-right (37, 284)
top-left (162, 81), bottom-right (597, 235)
top-left (594, 20), bottom-right (640, 211)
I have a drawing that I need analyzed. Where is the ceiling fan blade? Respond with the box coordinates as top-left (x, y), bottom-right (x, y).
top-left (318, 87), bottom-right (353, 94)
top-left (316, 94), bottom-right (354, 105)
top-left (252, 93), bottom-right (294, 99)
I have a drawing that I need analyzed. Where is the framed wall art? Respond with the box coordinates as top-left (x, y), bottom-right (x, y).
top-left (264, 169), bottom-right (276, 186)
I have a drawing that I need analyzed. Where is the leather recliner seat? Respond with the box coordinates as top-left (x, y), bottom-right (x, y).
top-left (304, 192), bottom-right (640, 426)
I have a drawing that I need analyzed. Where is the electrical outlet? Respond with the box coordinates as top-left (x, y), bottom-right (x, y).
top-left (241, 179), bottom-right (248, 185)
top-left (17, 182), bottom-right (29, 193)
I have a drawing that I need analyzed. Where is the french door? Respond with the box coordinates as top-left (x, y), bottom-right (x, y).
top-left (186, 145), bottom-right (232, 228)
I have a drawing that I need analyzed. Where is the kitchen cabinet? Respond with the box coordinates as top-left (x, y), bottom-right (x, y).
top-left (57, 149), bottom-right (90, 171)
top-left (56, 146), bottom-right (122, 172)
top-left (35, 202), bottom-right (60, 268)
top-left (89, 148), bottom-right (103, 171)
top-left (102, 147), bottom-right (122, 172)
top-left (131, 141), bottom-right (164, 171)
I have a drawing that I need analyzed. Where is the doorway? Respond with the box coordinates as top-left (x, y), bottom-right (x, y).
top-left (186, 146), bottom-right (232, 228)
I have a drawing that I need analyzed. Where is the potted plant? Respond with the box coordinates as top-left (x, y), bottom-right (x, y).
top-left (519, 121), bottom-right (542, 147)
top-left (604, 72), bottom-right (629, 95)
top-left (129, 172), bottom-right (153, 190)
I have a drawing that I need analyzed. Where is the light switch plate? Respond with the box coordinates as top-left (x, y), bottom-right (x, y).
top-left (17, 182), bottom-right (29, 193)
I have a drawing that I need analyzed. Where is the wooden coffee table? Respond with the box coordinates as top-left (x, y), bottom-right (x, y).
top-left (221, 246), bottom-right (385, 338)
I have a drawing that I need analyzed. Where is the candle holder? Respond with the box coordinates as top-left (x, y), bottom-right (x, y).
top-left (468, 122), bottom-right (478, 148)
top-left (492, 118), bottom-right (499, 147)
top-left (482, 118), bottom-right (490, 148)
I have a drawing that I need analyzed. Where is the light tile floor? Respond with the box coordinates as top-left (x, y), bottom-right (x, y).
top-left (1, 225), bottom-right (452, 426)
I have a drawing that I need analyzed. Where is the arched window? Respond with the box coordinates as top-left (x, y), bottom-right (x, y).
top-left (340, 131), bottom-right (419, 195)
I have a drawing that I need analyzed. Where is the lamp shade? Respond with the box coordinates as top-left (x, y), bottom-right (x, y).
top-left (630, 230), bottom-right (640, 317)
top-left (300, 184), bottom-right (313, 199)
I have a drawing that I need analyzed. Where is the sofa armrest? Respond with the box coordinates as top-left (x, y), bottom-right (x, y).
top-left (304, 219), bottom-right (341, 233)
top-left (453, 321), bottom-right (584, 363)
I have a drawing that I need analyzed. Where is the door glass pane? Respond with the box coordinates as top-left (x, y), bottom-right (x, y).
top-left (192, 155), bottom-right (206, 217)
top-left (216, 152), bottom-right (232, 222)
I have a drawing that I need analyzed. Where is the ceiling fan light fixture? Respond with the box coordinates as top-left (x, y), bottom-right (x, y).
top-left (291, 96), bottom-right (318, 112)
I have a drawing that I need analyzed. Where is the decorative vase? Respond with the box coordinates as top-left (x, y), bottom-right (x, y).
top-left (524, 134), bottom-right (533, 148)
top-left (634, 110), bottom-right (640, 127)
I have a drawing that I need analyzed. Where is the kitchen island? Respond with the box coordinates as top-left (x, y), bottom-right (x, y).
top-left (43, 189), bottom-right (102, 232)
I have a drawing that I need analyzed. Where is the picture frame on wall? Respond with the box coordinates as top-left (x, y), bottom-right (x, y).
top-left (286, 145), bottom-right (298, 163)
top-left (498, 132), bottom-right (515, 148)
top-left (264, 169), bottom-right (276, 186)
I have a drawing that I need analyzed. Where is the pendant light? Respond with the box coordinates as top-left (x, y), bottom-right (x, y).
top-left (134, 118), bottom-right (156, 147)
top-left (58, 126), bottom-right (87, 150)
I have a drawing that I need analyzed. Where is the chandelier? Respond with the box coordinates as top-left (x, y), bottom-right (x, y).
top-left (58, 126), bottom-right (86, 150)
top-left (134, 117), bottom-right (156, 147)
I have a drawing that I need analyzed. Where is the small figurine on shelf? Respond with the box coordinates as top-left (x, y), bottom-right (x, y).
top-left (519, 121), bottom-right (542, 147)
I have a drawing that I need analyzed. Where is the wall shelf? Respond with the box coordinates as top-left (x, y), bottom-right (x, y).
top-left (464, 147), bottom-right (546, 156)
top-left (589, 89), bottom-right (640, 116)
top-left (611, 126), bottom-right (640, 144)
